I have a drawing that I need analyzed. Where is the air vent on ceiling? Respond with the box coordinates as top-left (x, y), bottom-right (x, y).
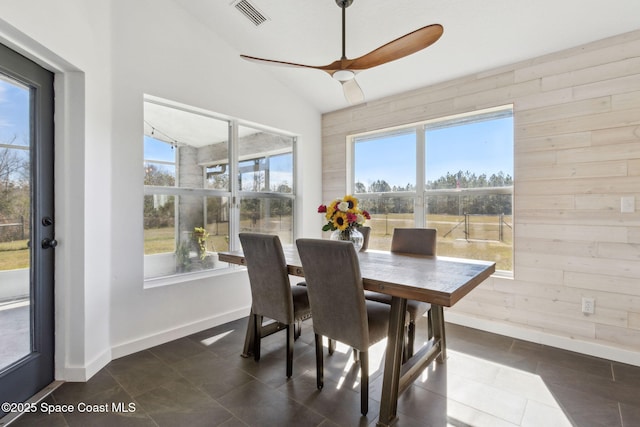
top-left (233, 0), bottom-right (269, 27)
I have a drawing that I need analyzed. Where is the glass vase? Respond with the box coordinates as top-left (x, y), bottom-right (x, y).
top-left (330, 228), bottom-right (364, 252)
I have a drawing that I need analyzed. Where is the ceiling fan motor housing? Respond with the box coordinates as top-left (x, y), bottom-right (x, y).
top-left (336, 0), bottom-right (354, 9)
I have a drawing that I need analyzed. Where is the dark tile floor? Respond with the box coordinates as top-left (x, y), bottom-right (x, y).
top-left (8, 316), bottom-right (640, 426)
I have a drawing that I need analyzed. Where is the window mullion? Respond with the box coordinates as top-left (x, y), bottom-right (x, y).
top-left (228, 120), bottom-right (240, 251)
top-left (415, 125), bottom-right (425, 228)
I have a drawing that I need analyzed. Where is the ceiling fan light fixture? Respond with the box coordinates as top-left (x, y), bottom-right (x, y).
top-left (333, 69), bottom-right (355, 82)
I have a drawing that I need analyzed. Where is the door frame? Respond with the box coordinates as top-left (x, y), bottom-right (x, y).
top-left (0, 26), bottom-right (88, 383)
top-left (0, 41), bottom-right (54, 410)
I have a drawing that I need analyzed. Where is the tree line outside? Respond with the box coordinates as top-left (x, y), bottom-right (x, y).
top-left (354, 170), bottom-right (513, 270)
top-left (143, 164), bottom-right (294, 261)
top-left (355, 169), bottom-right (513, 215)
top-left (0, 139), bottom-right (30, 270)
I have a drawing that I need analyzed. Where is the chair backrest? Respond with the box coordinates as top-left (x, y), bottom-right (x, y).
top-left (239, 233), bottom-right (294, 324)
top-left (296, 239), bottom-right (369, 351)
top-left (359, 226), bottom-right (371, 252)
top-left (390, 228), bottom-right (437, 256)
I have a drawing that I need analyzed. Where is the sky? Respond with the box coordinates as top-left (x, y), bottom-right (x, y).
top-left (144, 136), bottom-right (175, 162)
top-left (0, 77), bottom-right (30, 146)
top-left (354, 116), bottom-right (514, 189)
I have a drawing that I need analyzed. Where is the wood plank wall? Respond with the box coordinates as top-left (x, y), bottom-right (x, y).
top-left (321, 29), bottom-right (640, 360)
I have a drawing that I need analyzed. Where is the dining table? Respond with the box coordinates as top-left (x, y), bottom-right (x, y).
top-left (218, 246), bottom-right (495, 427)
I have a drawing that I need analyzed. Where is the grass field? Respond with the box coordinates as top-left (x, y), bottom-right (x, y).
top-left (367, 213), bottom-right (513, 271)
top-left (0, 240), bottom-right (29, 270)
top-left (144, 226), bottom-right (231, 255)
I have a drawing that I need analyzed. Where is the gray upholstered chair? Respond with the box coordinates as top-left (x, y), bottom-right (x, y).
top-left (239, 233), bottom-right (312, 378)
top-left (365, 228), bottom-right (435, 360)
top-left (296, 238), bottom-right (406, 416)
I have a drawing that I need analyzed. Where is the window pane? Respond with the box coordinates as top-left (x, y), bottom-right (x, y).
top-left (357, 196), bottom-right (415, 251)
top-left (354, 130), bottom-right (416, 193)
top-left (425, 116), bottom-right (513, 188)
top-left (144, 101), bottom-right (233, 279)
top-left (424, 111), bottom-right (513, 271)
top-left (205, 164), bottom-right (229, 190)
top-left (144, 101), bottom-right (230, 192)
top-left (144, 160), bottom-right (175, 186)
top-left (205, 196), bottom-right (230, 253)
top-left (143, 194), bottom-right (230, 278)
top-left (238, 125), bottom-right (294, 192)
top-left (239, 197), bottom-right (293, 244)
top-left (425, 194), bottom-right (513, 271)
top-left (144, 194), bottom-right (177, 278)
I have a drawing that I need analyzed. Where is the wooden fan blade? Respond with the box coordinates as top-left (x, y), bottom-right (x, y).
top-left (348, 24), bottom-right (443, 70)
top-left (240, 54), bottom-right (343, 73)
top-left (341, 78), bottom-right (365, 105)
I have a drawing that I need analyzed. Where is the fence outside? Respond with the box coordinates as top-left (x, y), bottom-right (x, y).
top-left (0, 217), bottom-right (26, 242)
top-left (443, 213), bottom-right (513, 242)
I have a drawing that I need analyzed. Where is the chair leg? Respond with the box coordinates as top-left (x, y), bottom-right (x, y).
top-left (360, 350), bottom-right (369, 416)
top-left (294, 320), bottom-right (302, 340)
top-left (427, 309), bottom-right (433, 339)
top-left (328, 338), bottom-right (335, 355)
top-left (253, 315), bottom-right (262, 362)
top-left (353, 348), bottom-right (359, 363)
top-left (403, 324), bottom-right (410, 363)
top-left (286, 324), bottom-right (294, 378)
top-left (406, 320), bottom-right (416, 359)
top-left (314, 334), bottom-right (324, 390)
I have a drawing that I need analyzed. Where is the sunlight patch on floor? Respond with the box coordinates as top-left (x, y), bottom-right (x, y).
top-left (333, 338), bottom-right (387, 390)
top-left (415, 350), bottom-right (573, 426)
top-left (200, 330), bottom-right (234, 346)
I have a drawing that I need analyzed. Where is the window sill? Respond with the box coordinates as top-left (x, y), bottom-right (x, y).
top-left (492, 269), bottom-right (513, 279)
top-left (143, 263), bottom-right (246, 289)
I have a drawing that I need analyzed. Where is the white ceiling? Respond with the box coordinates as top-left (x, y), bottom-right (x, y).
top-left (173, 0), bottom-right (640, 114)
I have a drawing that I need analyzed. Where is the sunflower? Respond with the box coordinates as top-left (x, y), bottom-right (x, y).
top-left (343, 195), bottom-right (358, 211)
top-left (333, 211), bottom-right (349, 230)
top-left (325, 201), bottom-right (337, 218)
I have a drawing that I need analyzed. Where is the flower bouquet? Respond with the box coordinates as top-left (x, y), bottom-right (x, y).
top-left (318, 195), bottom-right (370, 250)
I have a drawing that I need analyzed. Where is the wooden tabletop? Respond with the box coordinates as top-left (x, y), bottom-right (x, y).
top-left (218, 247), bottom-right (495, 307)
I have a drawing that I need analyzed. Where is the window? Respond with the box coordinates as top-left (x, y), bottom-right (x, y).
top-left (143, 97), bottom-right (295, 282)
top-left (352, 106), bottom-right (513, 271)
top-left (237, 123), bottom-right (295, 238)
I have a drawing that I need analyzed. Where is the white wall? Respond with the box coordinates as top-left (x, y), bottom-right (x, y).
top-left (1, 0), bottom-right (322, 380)
top-left (322, 30), bottom-right (640, 366)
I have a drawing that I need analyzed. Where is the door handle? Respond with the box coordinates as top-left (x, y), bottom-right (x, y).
top-left (41, 238), bottom-right (58, 249)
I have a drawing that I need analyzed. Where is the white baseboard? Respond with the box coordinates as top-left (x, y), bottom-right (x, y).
top-left (110, 307), bottom-right (249, 360)
top-left (60, 347), bottom-right (112, 382)
top-left (446, 312), bottom-right (640, 367)
top-left (58, 307), bottom-right (249, 382)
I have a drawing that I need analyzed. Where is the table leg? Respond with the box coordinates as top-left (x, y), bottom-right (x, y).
top-left (377, 296), bottom-right (407, 427)
top-left (241, 309), bottom-right (256, 358)
top-left (431, 305), bottom-right (446, 363)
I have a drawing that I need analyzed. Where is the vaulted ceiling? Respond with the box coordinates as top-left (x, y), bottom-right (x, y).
top-left (174, 0), bottom-right (640, 113)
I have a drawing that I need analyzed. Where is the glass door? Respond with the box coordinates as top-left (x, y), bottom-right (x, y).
top-left (0, 42), bottom-right (55, 414)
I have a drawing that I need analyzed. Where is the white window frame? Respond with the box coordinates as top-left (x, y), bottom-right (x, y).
top-left (348, 105), bottom-right (513, 273)
top-left (143, 97), bottom-right (297, 287)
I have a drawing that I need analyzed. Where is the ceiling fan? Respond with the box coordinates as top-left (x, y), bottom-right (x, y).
top-left (240, 0), bottom-right (443, 105)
